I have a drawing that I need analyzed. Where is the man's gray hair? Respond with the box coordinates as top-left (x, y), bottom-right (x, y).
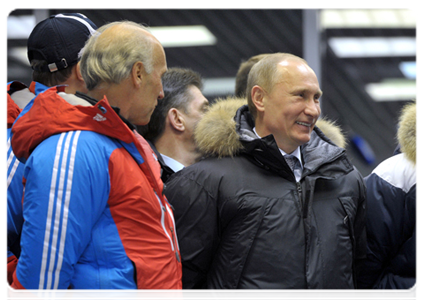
top-left (79, 21), bottom-right (155, 90)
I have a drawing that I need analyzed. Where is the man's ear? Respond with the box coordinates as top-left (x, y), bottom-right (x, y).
top-left (168, 108), bottom-right (185, 132)
top-left (131, 61), bottom-right (144, 87)
top-left (75, 62), bottom-right (84, 82)
top-left (251, 85), bottom-right (266, 113)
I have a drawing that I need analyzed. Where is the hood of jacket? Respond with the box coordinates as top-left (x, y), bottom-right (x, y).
top-left (397, 102), bottom-right (416, 165)
top-left (195, 97), bottom-right (346, 157)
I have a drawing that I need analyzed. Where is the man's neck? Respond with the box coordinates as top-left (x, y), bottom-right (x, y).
top-left (155, 135), bottom-right (201, 167)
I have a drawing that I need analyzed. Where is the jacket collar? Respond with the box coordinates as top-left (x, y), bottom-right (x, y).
top-left (75, 91), bottom-right (136, 131)
top-left (11, 86), bottom-right (137, 163)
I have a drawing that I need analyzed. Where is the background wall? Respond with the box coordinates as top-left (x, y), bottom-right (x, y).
top-left (7, 9), bottom-right (416, 177)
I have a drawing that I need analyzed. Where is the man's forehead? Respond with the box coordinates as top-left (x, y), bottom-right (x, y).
top-left (277, 59), bottom-right (309, 71)
top-left (272, 80), bottom-right (321, 93)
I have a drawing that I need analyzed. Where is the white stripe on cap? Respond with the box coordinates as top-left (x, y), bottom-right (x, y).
top-left (55, 13), bottom-right (97, 35)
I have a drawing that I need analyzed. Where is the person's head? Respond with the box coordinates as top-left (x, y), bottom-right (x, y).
top-left (79, 21), bottom-right (167, 125)
top-left (397, 101), bottom-right (416, 164)
top-left (247, 53), bottom-right (322, 153)
top-left (235, 53), bottom-right (270, 97)
top-left (27, 13), bottom-right (97, 92)
top-left (138, 67), bottom-right (208, 144)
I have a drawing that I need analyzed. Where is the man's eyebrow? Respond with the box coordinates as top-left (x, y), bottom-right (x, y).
top-left (289, 88), bottom-right (323, 99)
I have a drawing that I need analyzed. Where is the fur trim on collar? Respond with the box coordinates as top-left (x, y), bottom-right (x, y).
top-left (194, 96), bottom-right (347, 158)
top-left (314, 118), bottom-right (346, 149)
top-left (195, 97), bottom-right (245, 158)
top-left (397, 102), bottom-right (416, 165)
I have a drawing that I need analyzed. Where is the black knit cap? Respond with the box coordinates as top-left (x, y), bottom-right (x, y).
top-left (27, 13), bottom-right (97, 73)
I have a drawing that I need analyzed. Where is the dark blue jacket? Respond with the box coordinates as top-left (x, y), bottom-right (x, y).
top-left (358, 103), bottom-right (416, 289)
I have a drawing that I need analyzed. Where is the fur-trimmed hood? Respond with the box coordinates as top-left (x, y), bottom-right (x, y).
top-left (397, 102), bottom-right (416, 165)
top-left (194, 97), bottom-right (346, 158)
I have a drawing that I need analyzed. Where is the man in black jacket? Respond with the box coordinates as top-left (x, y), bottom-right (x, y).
top-left (165, 53), bottom-right (367, 289)
top-left (137, 67), bottom-right (209, 182)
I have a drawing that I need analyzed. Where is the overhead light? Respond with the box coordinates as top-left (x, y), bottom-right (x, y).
top-left (149, 25), bottom-right (217, 48)
top-left (328, 37), bottom-right (416, 58)
top-left (7, 14), bottom-right (217, 48)
top-left (4, 15), bottom-right (35, 39)
top-left (202, 77), bottom-right (235, 96)
top-left (8, 46), bottom-right (29, 65)
top-left (399, 61), bottom-right (416, 79)
top-left (321, 9), bottom-right (416, 28)
top-left (366, 79), bottom-right (416, 102)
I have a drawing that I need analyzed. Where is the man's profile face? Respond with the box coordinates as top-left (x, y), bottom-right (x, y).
top-left (132, 43), bottom-right (167, 125)
top-left (180, 85), bottom-right (209, 139)
top-left (261, 59), bottom-right (322, 153)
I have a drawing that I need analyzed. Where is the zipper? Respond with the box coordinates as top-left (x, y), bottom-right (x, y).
top-left (160, 199), bottom-right (181, 263)
top-left (131, 132), bottom-right (181, 264)
top-left (296, 182), bottom-right (303, 214)
top-left (170, 226), bottom-right (181, 263)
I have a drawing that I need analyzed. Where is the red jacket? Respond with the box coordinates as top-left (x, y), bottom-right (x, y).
top-left (11, 87), bottom-right (182, 289)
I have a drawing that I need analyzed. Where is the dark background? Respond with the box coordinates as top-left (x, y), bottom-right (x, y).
top-left (7, 9), bottom-right (416, 177)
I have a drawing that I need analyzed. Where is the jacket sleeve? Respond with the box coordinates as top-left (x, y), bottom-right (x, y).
top-left (7, 128), bottom-right (25, 259)
top-left (165, 169), bottom-right (219, 289)
top-left (357, 172), bottom-right (408, 288)
top-left (12, 131), bottom-right (110, 289)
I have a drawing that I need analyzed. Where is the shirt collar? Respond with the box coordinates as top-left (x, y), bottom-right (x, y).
top-left (161, 154), bottom-right (185, 173)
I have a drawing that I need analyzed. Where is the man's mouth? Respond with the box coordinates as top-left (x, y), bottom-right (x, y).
top-left (296, 121), bottom-right (312, 127)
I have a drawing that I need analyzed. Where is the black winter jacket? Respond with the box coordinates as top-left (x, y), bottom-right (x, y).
top-left (166, 99), bottom-right (367, 289)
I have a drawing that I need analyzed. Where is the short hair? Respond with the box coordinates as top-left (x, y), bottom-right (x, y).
top-left (79, 21), bottom-right (156, 90)
top-left (31, 59), bottom-right (74, 86)
top-left (235, 53), bottom-right (270, 97)
top-left (246, 53), bottom-right (307, 119)
top-left (137, 68), bottom-right (203, 142)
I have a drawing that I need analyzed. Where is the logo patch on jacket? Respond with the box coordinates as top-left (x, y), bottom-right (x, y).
top-left (93, 113), bottom-right (107, 122)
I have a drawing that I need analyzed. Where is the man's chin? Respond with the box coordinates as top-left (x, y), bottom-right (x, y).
top-left (296, 135), bottom-right (311, 146)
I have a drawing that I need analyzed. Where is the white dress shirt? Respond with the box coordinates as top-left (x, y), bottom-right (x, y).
top-left (161, 154), bottom-right (185, 173)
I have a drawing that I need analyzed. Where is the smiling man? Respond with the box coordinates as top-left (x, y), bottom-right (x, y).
top-left (250, 55), bottom-right (322, 154)
top-left (164, 52), bottom-right (367, 289)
